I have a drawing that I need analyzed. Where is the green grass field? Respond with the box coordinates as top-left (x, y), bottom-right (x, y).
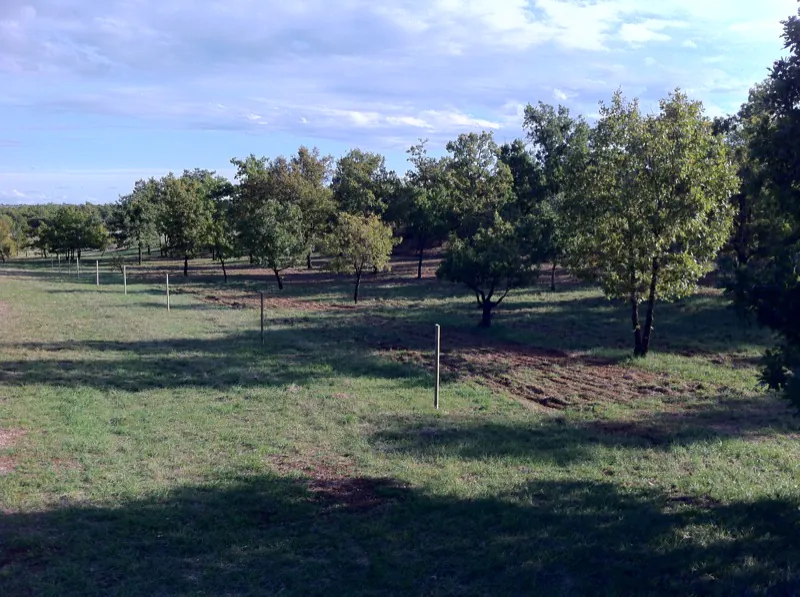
top-left (1, 253), bottom-right (799, 596)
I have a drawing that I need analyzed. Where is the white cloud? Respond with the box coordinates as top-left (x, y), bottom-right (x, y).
top-left (0, 0), bottom-right (793, 202)
top-left (619, 19), bottom-right (678, 44)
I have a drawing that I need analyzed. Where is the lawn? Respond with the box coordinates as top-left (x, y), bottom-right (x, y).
top-left (1, 252), bottom-right (799, 596)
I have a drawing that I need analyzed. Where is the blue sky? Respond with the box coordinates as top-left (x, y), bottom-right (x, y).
top-left (0, 0), bottom-right (794, 205)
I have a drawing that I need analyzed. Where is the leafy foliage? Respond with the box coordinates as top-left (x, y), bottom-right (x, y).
top-left (325, 213), bottom-right (399, 303)
top-left (438, 215), bottom-right (537, 327)
top-left (564, 90), bottom-right (738, 356)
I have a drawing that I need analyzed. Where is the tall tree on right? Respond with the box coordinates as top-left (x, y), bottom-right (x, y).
top-left (734, 9), bottom-right (800, 405)
top-left (564, 91), bottom-right (738, 357)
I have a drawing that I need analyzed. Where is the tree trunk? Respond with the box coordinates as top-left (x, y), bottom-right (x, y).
top-left (353, 272), bottom-right (362, 304)
top-left (550, 263), bottom-right (557, 292)
top-left (479, 301), bottom-right (493, 327)
top-left (138, 244), bottom-right (143, 265)
top-left (183, 255), bottom-right (188, 277)
top-left (417, 245), bottom-right (425, 280)
top-left (631, 297), bottom-right (644, 357)
top-left (306, 252), bottom-right (312, 270)
top-left (147, 244), bottom-right (151, 256)
top-left (78, 248), bottom-right (82, 260)
top-left (640, 258), bottom-right (660, 357)
top-left (273, 269), bottom-right (284, 290)
top-left (221, 259), bottom-right (228, 283)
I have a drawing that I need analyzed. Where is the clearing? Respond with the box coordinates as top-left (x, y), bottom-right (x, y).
top-left (1, 253), bottom-right (798, 596)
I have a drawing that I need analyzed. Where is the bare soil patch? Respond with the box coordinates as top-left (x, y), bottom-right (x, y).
top-left (371, 317), bottom-right (681, 409)
top-left (0, 428), bottom-right (26, 449)
top-left (269, 453), bottom-right (403, 512)
top-left (0, 428), bottom-right (26, 476)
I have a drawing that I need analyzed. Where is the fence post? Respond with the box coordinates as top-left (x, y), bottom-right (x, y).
top-left (166, 274), bottom-right (170, 311)
top-left (435, 324), bottom-right (441, 410)
top-left (260, 292), bottom-right (265, 345)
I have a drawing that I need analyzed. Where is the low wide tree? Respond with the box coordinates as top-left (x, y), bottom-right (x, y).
top-left (437, 215), bottom-right (537, 327)
top-left (325, 214), bottom-right (398, 303)
top-left (564, 90), bottom-right (738, 357)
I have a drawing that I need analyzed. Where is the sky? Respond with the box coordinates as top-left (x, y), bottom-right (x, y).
top-left (0, 0), bottom-right (796, 205)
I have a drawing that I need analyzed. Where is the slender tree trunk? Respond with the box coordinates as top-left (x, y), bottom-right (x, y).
top-left (273, 269), bottom-right (284, 290)
top-left (550, 263), bottom-right (557, 292)
top-left (138, 244), bottom-right (143, 265)
top-left (77, 248), bottom-right (82, 260)
top-left (479, 301), bottom-right (493, 328)
top-left (640, 258), bottom-right (660, 357)
top-left (147, 244), bottom-right (151, 256)
top-left (417, 244), bottom-right (425, 280)
top-left (183, 255), bottom-right (188, 277)
top-left (354, 271), bottom-right (362, 304)
top-left (221, 258), bottom-right (227, 283)
top-left (631, 297), bottom-right (644, 357)
top-left (306, 252), bottom-right (312, 270)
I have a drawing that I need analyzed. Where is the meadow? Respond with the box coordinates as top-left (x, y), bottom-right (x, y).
top-left (1, 251), bottom-right (799, 596)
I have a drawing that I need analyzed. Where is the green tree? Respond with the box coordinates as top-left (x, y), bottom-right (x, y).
top-left (325, 214), bottom-right (399, 303)
top-left (564, 90), bottom-right (738, 357)
top-left (0, 215), bottom-right (18, 262)
top-left (444, 132), bottom-right (514, 236)
top-left (250, 200), bottom-right (308, 290)
top-left (731, 9), bottom-right (800, 405)
top-left (39, 206), bottom-right (110, 261)
top-left (405, 141), bottom-right (451, 279)
top-left (332, 149), bottom-right (393, 217)
top-left (209, 183), bottom-right (236, 283)
top-left (521, 104), bottom-right (590, 290)
top-left (290, 147), bottom-right (335, 269)
top-left (118, 178), bottom-right (161, 265)
top-left (438, 214), bottom-right (537, 327)
top-left (159, 173), bottom-right (213, 277)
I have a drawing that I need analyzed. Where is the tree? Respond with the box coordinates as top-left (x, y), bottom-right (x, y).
top-left (405, 141), bottom-right (451, 279)
top-left (230, 154), bottom-right (310, 288)
top-left (38, 205), bottom-right (110, 261)
top-left (521, 103), bottom-right (590, 290)
top-left (564, 90), bottom-right (738, 357)
top-left (159, 173), bottom-right (214, 277)
top-left (290, 147), bottom-right (335, 269)
top-left (325, 214), bottom-right (399, 303)
top-left (332, 149), bottom-right (393, 217)
top-left (249, 200), bottom-right (308, 290)
top-left (438, 215), bottom-right (537, 327)
top-left (731, 9), bottom-right (800, 406)
top-left (118, 178), bottom-right (161, 265)
top-left (209, 189), bottom-right (236, 283)
top-left (444, 132), bottom-right (514, 237)
top-left (0, 216), bottom-right (18, 262)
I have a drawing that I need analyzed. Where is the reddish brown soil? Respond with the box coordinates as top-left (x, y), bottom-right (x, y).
top-left (370, 317), bottom-right (683, 409)
top-left (0, 427), bottom-right (25, 476)
top-left (269, 454), bottom-right (403, 512)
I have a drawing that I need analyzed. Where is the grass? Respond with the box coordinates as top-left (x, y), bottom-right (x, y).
top-left (1, 251), bottom-right (799, 596)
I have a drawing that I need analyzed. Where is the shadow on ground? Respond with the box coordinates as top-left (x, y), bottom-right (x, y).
top-left (1, 473), bottom-right (798, 596)
top-left (370, 397), bottom-right (798, 465)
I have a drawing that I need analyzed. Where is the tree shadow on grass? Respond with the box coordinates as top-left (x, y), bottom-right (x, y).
top-left (1, 473), bottom-right (798, 596)
top-left (370, 394), bottom-right (799, 464)
top-left (0, 328), bottom-right (434, 392)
